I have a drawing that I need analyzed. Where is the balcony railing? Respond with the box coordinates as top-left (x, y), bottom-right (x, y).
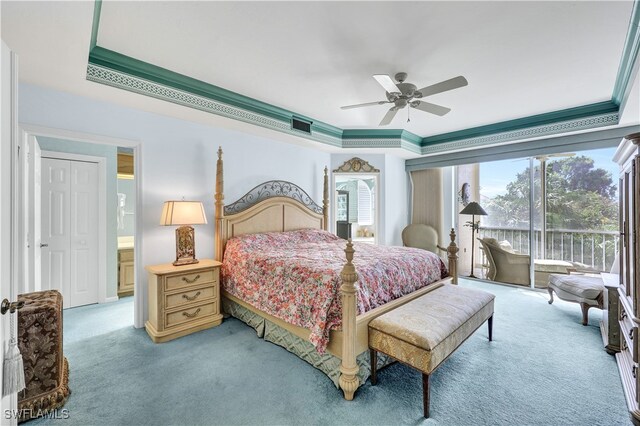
top-left (478, 226), bottom-right (619, 272)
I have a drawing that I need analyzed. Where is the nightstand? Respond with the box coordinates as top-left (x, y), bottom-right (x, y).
top-left (145, 259), bottom-right (223, 343)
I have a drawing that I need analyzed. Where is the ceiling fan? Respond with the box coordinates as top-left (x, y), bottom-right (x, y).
top-left (341, 72), bottom-right (468, 126)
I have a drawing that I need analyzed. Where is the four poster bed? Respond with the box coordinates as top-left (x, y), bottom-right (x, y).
top-left (213, 147), bottom-right (459, 400)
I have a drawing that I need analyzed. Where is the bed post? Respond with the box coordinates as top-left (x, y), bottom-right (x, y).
top-left (323, 166), bottom-right (329, 231)
top-left (214, 147), bottom-right (224, 262)
top-left (339, 239), bottom-right (359, 400)
top-left (446, 228), bottom-right (459, 284)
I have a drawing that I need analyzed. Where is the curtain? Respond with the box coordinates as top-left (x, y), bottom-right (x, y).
top-left (410, 168), bottom-right (443, 239)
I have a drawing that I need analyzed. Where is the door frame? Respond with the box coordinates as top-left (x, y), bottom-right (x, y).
top-left (17, 125), bottom-right (144, 327)
top-left (40, 151), bottom-right (107, 304)
top-left (2, 39), bottom-right (19, 425)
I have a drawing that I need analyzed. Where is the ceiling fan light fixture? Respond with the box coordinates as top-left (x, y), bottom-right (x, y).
top-left (340, 72), bottom-right (468, 126)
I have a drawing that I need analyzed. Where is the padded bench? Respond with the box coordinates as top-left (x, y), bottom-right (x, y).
top-left (368, 284), bottom-right (495, 418)
top-left (547, 273), bottom-right (604, 325)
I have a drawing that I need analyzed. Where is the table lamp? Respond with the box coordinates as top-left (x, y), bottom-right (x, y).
top-left (160, 200), bottom-right (207, 266)
top-left (460, 201), bottom-right (488, 278)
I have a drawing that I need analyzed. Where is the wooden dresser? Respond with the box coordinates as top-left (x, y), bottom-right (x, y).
top-left (145, 259), bottom-right (223, 343)
top-left (602, 272), bottom-right (621, 354)
top-left (614, 132), bottom-right (640, 425)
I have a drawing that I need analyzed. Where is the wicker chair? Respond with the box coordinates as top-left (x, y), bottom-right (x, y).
top-left (478, 237), bottom-right (573, 287)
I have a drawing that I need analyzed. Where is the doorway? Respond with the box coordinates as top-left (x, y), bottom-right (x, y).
top-left (17, 127), bottom-right (141, 326)
top-left (116, 149), bottom-right (135, 298)
top-left (333, 158), bottom-right (380, 244)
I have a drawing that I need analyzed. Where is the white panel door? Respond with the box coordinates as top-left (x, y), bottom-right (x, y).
top-left (42, 158), bottom-right (71, 306)
top-left (69, 161), bottom-right (99, 307)
top-left (41, 158), bottom-right (99, 308)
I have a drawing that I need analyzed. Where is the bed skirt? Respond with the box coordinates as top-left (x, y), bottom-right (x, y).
top-left (222, 298), bottom-right (391, 388)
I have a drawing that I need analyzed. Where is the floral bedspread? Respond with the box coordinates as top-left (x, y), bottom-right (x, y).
top-left (222, 229), bottom-right (447, 352)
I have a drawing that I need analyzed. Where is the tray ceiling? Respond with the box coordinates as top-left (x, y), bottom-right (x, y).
top-left (96, 1), bottom-right (633, 137)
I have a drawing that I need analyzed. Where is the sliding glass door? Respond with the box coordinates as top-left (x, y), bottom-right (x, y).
top-left (475, 159), bottom-right (533, 286)
top-left (536, 149), bottom-right (618, 288)
top-left (475, 147), bottom-right (618, 289)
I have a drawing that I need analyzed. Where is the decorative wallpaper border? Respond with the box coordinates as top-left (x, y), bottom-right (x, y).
top-left (86, 64), bottom-right (342, 148)
top-left (86, 63), bottom-right (622, 157)
top-left (420, 111), bottom-right (620, 155)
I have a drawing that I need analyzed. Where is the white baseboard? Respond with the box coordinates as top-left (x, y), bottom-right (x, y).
top-left (102, 296), bottom-right (119, 303)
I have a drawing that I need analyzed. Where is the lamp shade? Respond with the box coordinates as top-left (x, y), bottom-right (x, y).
top-left (459, 201), bottom-right (488, 216)
top-left (160, 201), bottom-right (207, 226)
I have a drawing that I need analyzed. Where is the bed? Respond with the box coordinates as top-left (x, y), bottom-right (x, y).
top-left (213, 147), bottom-right (459, 400)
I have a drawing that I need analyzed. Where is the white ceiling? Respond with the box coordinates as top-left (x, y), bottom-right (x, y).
top-left (1, 1), bottom-right (638, 147)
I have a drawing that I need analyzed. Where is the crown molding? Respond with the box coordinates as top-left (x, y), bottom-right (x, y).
top-left (420, 107), bottom-right (620, 156)
top-left (86, 63), bottom-right (343, 147)
top-left (612, 0), bottom-right (640, 110)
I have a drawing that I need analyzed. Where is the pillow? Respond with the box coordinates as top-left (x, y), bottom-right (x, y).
top-left (498, 240), bottom-right (515, 253)
top-left (483, 237), bottom-right (499, 246)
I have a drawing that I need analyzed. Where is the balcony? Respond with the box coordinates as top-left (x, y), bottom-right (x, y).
top-left (478, 226), bottom-right (619, 272)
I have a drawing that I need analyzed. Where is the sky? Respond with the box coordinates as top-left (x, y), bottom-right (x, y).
top-left (479, 146), bottom-right (619, 199)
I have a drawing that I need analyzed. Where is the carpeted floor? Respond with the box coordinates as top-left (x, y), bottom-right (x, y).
top-left (33, 280), bottom-right (628, 425)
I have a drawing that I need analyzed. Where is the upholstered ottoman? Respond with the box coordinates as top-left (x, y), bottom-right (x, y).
top-left (369, 284), bottom-right (494, 418)
top-left (548, 273), bottom-right (604, 325)
top-left (17, 290), bottom-right (70, 422)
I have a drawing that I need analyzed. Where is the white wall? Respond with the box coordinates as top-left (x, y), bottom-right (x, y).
top-left (384, 154), bottom-right (408, 246)
top-left (19, 83), bottom-right (330, 324)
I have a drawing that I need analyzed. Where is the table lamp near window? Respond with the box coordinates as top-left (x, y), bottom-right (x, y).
top-left (160, 200), bottom-right (207, 266)
top-left (460, 201), bottom-right (488, 278)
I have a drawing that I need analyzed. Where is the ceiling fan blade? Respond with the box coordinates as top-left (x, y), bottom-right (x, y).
top-left (340, 100), bottom-right (388, 110)
top-left (412, 101), bottom-right (451, 116)
top-left (373, 74), bottom-right (402, 94)
top-left (379, 106), bottom-right (398, 126)
top-left (417, 76), bottom-right (468, 98)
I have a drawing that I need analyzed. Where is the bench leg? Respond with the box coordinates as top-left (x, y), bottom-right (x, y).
top-left (580, 303), bottom-right (590, 326)
top-left (422, 373), bottom-right (430, 418)
top-left (488, 315), bottom-right (493, 342)
top-left (370, 349), bottom-right (377, 386)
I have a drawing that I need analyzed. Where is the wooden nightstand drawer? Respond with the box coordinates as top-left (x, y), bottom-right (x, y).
top-left (165, 301), bottom-right (218, 329)
top-left (165, 285), bottom-right (216, 309)
top-left (165, 269), bottom-right (217, 291)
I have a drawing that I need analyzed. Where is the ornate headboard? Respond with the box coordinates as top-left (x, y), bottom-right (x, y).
top-left (214, 148), bottom-right (329, 261)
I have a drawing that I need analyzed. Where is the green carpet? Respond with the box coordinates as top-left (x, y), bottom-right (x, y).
top-left (32, 280), bottom-right (628, 425)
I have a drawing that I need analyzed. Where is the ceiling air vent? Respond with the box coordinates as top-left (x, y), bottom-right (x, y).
top-left (291, 117), bottom-right (312, 134)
